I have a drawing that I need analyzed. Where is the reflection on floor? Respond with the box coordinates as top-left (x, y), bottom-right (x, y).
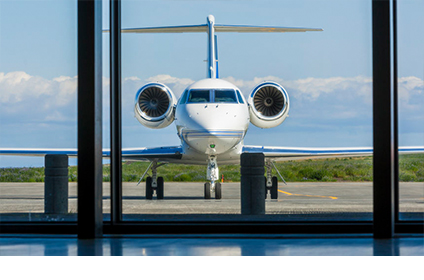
top-left (0, 234), bottom-right (423, 256)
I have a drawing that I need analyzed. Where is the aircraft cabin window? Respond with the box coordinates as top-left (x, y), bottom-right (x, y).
top-left (179, 90), bottom-right (189, 104)
top-left (188, 89), bottom-right (210, 103)
top-left (214, 90), bottom-right (237, 103)
top-left (236, 90), bottom-right (245, 104)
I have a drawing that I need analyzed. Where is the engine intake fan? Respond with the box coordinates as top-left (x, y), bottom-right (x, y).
top-left (138, 86), bottom-right (170, 118)
top-left (134, 83), bottom-right (177, 129)
top-left (248, 81), bottom-right (290, 129)
top-left (253, 86), bottom-right (286, 117)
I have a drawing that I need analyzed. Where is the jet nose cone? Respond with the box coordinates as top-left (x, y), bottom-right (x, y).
top-left (182, 129), bottom-right (244, 155)
top-left (182, 104), bottom-right (247, 155)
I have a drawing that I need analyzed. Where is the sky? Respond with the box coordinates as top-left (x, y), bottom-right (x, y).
top-left (0, 0), bottom-right (423, 167)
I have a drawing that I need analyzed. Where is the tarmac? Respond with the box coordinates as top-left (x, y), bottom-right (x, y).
top-left (0, 182), bottom-right (423, 222)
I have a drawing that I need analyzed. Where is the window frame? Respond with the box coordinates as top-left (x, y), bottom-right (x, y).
top-left (1, 0), bottom-right (422, 236)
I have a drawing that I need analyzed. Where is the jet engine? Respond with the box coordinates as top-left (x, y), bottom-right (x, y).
top-left (134, 83), bottom-right (177, 129)
top-left (248, 81), bottom-right (290, 129)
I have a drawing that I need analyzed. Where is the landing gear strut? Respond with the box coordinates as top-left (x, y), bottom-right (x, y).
top-left (204, 155), bottom-right (222, 199)
top-left (265, 160), bottom-right (279, 199)
top-left (265, 176), bottom-right (278, 199)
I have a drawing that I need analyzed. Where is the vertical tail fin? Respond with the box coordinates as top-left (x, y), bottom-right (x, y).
top-left (215, 35), bottom-right (219, 79)
top-left (206, 15), bottom-right (216, 78)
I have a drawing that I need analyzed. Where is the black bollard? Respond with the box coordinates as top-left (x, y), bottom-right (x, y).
top-left (44, 155), bottom-right (69, 214)
top-left (240, 153), bottom-right (265, 215)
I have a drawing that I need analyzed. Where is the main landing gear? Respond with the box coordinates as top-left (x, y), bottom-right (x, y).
top-left (265, 175), bottom-right (278, 199)
top-left (145, 175), bottom-right (164, 200)
top-left (204, 155), bottom-right (222, 199)
top-left (138, 161), bottom-right (166, 200)
top-left (265, 159), bottom-right (287, 199)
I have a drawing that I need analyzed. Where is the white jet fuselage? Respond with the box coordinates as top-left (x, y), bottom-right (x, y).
top-left (175, 79), bottom-right (250, 164)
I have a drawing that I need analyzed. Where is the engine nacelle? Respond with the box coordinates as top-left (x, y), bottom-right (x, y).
top-left (248, 81), bottom-right (290, 129)
top-left (134, 83), bottom-right (177, 129)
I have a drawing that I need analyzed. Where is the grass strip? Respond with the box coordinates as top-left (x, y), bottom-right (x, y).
top-left (1, 154), bottom-right (422, 183)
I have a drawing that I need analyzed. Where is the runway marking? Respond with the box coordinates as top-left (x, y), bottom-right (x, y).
top-left (278, 189), bottom-right (338, 200)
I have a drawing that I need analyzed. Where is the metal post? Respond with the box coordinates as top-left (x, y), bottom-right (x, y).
top-left (110, 0), bottom-right (122, 225)
top-left (77, 0), bottom-right (103, 238)
top-left (393, 0), bottom-right (399, 223)
top-left (240, 153), bottom-right (265, 215)
top-left (372, 0), bottom-right (395, 238)
top-left (44, 155), bottom-right (68, 214)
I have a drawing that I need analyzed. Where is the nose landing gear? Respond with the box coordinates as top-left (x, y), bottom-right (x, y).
top-left (204, 181), bottom-right (222, 199)
top-left (204, 155), bottom-right (222, 199)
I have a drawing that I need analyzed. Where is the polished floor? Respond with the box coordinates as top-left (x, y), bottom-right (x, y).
top-left (0, 234), bottom-right (423, 256)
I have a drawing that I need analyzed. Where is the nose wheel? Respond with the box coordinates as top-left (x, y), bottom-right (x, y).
top-left (204, 182), bottom-right (211, 199)
top-left (215, 182), bottom-right (222, 199)
top-left (204, 182), bottom-right (222, 199)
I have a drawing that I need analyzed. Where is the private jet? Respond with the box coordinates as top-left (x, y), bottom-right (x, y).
top-left (1, 16), bottom-right (423, 200)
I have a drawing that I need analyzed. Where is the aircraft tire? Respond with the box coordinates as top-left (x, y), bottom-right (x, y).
top-left (215, 182), bottom-right (222, 199)
top-left (271, 176), bottom-right (278, 199)
top-left (157, 177), bottom-right (164, 199)
top-left (204, 182), bottom-right (211, 199)
top-left (146, 176), bottom-right (153, 200)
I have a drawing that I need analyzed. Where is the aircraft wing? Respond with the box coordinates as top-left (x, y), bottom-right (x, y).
top-left (120, 146), bottom-right (183, 161)
top-left (0, 148), bottom-right (78, 157)
top-left (242, 145), bottom-right (424, 161)
top-left (0, 146), bottom-right (183, 162)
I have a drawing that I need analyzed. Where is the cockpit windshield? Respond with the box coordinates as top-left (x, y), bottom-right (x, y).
top-left (187, 90), bottom-right (210, 103)
top-left (214, 90), bottom-right (237, 103)
top-left (185, 89), bottom-right (240, 104)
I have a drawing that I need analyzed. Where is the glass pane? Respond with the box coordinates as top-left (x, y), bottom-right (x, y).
top-left (236, 90), bottom-right (245, 104)
top-left (179, 90), bottom-right (189, 104)
top-left (188, 90), bottom-right (210, 103)
top-left (0, 0), bottom-right (77, 222)
top-left (215, 90), bottom-right (237, 103)
top-left (102, 0), bottom-right (110, 222)
top-left (397, 0), bottom-right (424, 221)
top-left (120, 0), bottom-right (373, 222)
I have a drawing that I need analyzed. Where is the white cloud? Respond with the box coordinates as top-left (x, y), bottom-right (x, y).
top-left (398, 76), bottom-right (424, 110)
top-left (0, 71), bottom-right (422, 129)
top-left (0, 72), bottom-right (77, 108)
top-left (146, 74), bottom-right (195, 97)
top-left (1, 71), bottom-right (422, 152)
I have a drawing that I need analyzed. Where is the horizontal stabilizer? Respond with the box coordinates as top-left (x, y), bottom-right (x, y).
top-left (103, 24), bottom-right (322, 34)
top-left (104, 24), bottom-right (208, 33)
top-left (214, 24), bottom-right (323, 33)
top-left (102, 15), bottom-right (323, 79)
